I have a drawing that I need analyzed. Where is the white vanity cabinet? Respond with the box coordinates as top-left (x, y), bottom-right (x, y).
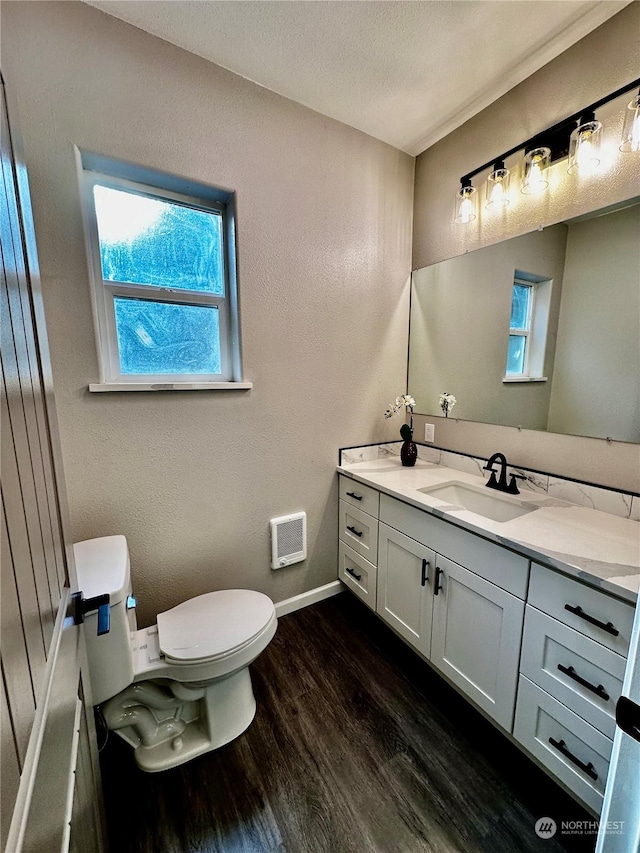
top-left (376, 493), bottom-right (528, 731)
top-left (513, 563), bottom-right (635, 814)
top-left (340, 480), bottom-right (529, 732)
top-left (336, 471), bottom-right (637, 815)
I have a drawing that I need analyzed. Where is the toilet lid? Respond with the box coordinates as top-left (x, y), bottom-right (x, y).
top-left (156, 589), bottom-right (275, 664)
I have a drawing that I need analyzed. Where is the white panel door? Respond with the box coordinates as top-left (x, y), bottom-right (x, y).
top-left (596, 599), bottom-right (640, 851)
top-left (1, 76), bottom-right (105, 853)
top-left (430, 555), bottom-right (525, 732)
top-left (376, 522), bottom-right (434, 659)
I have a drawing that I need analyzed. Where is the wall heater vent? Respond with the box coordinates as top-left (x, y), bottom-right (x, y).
top-left (270, 512), bottom-right (306, 569)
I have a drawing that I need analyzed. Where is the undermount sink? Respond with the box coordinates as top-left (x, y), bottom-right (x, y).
top-left (417, 481), bottom-right (537, 523)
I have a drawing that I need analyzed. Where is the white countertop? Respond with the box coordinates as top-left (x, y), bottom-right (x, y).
top-left (338, 458), bottom-right (640, 604)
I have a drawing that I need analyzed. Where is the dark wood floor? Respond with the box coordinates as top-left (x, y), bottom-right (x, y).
top-left (100, 592), bottom-right (597, 853)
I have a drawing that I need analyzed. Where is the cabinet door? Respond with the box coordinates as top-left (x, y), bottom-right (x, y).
top-left (376, 523), bottom-right (434, 658)
top-left (431, 555), bottom-right (524, 731)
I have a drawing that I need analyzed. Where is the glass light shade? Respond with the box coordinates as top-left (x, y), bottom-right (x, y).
top-left (454, 184), bottom-right (477, 224)
top-left (620, 93), bottom-right (640, 153)
top-left (521, 147), bottom-right (550, 195)
top-left (485, 167), bottom-right (510, 209)
top-left (568, 120), bottom-right (602, 174)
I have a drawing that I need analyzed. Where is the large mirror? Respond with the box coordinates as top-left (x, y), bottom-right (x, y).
top-left (408, 197), bottom-right (640, 443)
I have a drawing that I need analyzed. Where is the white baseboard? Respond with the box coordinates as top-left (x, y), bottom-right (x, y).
top-left (275, 580), bottom-right (345, 618)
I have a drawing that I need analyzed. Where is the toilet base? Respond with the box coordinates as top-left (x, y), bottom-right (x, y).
top-left (105, 667), bottom-right (257, 772)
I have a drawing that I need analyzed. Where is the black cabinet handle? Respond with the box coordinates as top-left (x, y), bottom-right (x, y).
top-left (548, 737), bottom-right (598, 781)
top-left (421, 559), bottom-right (429, 587)
top-left (346, 525), bottom-right (363, 538)
top-left (346, 491), bottom-right (363, 501)
top-left (557, 664), bottom-right (610, 701)
top-left (345, 566), bottom-right (362, 582)
top-left (564, 604), bottom-right (619, 637)
top-left (434, 566), bottom-right (443, 596)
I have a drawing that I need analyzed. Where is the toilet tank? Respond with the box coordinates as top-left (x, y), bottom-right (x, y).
top-left (73, 535), bottom-right (137, 705)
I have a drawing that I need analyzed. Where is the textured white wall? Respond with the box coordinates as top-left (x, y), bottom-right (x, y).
top-left (2, 2), bottom-right (414, 625)
top-left (412, 4), bottom-right (640, 491)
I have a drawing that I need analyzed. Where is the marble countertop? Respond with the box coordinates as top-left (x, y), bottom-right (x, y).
top-left (338, 458), bottom-right (640, 604)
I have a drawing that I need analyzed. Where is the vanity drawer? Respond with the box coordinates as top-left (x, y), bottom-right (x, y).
top-left (514, 675), bottom-right (612, 814)
top-left (339, 476), bottom-right (380, 518)
top-left (521, 606), bottom-right (625, 738)
top-left (338, 541), bottom-right (377, 610)
top-left (528, 563), bottom-right (634, 656)
top-left (339, 500), bottom-right (378, 565)
top-left (379, 494), bottom-right (529, 598)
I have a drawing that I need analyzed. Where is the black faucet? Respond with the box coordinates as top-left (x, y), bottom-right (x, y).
top-left (483, 452), bottom-right (526, 495)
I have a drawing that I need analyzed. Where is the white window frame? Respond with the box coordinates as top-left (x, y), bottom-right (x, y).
top-left (506, 277), bottom-right (534, 377)
top-left (77, 150), bottom-right (251, 392)
top-left (503, 272), bottom-right (551, 383)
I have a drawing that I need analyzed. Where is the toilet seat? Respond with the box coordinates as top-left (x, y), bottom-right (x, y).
top-left (157, 589), bottom-right (276, 665)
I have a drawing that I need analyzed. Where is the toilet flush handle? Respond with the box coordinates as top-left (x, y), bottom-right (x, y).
top-left (72, 591), bottom-right (111, 636)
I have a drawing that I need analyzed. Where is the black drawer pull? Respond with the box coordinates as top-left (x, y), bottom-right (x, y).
top-left (564, 604), bottom-right (619, 637)
top-left (345, 566), bottom-right (362, 582)
top-left (346, 525), bottom-right (363, 538)
top-left (346, 491), bottom-right (363, 501)
top-left (434, 566), bottom-right (443, 596)
top-left (548, 737), bottom-right (598, 781)
top-left (557, 664), bottom-right (610, 701)
top-left (421, 559), bottom-right (429, 587)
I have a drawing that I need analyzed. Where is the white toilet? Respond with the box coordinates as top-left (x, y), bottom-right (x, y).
top-left (74, 535), bottom-right (277, 772)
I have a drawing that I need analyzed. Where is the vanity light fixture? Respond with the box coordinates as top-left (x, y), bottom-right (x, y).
top-left (620, 89), bottom-right (640, 152)
top-left (485, 160), bottom-right (511, 208)
top-left (454, 177), bottom-right (478, 224)
top-left (455, 76), bottom-right (640, 225)
top-left (567, 110), bottom-right (602, 174)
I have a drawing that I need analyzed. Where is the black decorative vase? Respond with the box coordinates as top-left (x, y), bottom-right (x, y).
top-left (400, 440), bottom-right (418, 467)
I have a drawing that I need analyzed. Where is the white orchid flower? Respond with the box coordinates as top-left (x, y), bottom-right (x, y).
top-left (383, 394), bottom-right (415, 419)
top-left (439, 392), bottom-right (457, 416)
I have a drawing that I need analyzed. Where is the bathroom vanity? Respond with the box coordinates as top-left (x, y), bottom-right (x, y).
top-left (336, 453), bottom-right (640, 815)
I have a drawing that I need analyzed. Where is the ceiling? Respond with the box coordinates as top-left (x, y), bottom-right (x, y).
top-left (83, 1), bottom-right (629, 155)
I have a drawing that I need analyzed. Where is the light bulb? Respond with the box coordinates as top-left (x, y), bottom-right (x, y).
top-left (490, 181), bottom-right (505, 205)
top-left (576, 132), bottom-right (598, 172)
top-left (529, 160), bottom-right (544, 189)
top-left (568, 118), bottom-right (602, 174)
top-left (454, 182), bottom-right (477, 224)
top-left (459, 195), bottom-right (473, 223)
top-left (485, 162), bottom-right (510, 209)
top-left (522, 148), bottom-right (550, 195)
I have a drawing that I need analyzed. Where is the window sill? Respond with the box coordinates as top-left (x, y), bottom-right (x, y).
top-left (502, 376), bottom-right (548, 384)
top-left (88, 381), bottom-right (253, 393)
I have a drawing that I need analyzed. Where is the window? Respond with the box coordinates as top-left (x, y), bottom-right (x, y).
top-left (504, 271), bottom-right (551, 382)
top-left (79, 152), bottom-right (250, 391)
top-left (506, 279), bottom-right (533, 375)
